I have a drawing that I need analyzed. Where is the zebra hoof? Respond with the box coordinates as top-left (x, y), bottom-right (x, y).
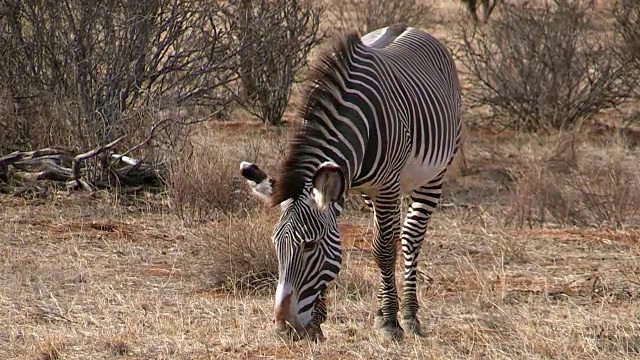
top-left (402, 317), bottom-right (424, 337)
top-left (376, 318), bottom-right (405, 341)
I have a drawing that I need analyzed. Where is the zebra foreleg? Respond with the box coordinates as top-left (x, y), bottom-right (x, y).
top-left (371, 190), bottom-right (404, 340)
top-left (400, 176), bottom-right (444, 336)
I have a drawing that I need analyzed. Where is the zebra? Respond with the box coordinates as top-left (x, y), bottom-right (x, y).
top-left (240, 23), bottom-right (462, 341)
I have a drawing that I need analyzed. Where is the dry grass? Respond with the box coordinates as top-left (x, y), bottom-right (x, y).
top-left (168, 121), bottom-right (289, 223)
top-left (2, 122), bottom-right (640, 359)
top-left (505, 134), bottom-right (640, 228)
top-left (1, 193), bottom-right (639, 358)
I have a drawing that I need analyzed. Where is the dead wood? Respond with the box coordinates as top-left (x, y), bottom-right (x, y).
top-left (0, 137), bottom-right (165, 197)
top-left (72, 136), bottom-right (125, 181)
top-left (0, 148), bottom-right (72, 164)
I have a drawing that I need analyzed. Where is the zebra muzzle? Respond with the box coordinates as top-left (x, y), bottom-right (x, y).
top-left (274, 318), bottom-right (324, 342)
top-left (274, 295), bottom-right (324, 341)
top-left (274, 291), bottom-right (304, 340)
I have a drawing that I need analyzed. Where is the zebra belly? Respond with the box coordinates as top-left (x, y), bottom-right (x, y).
top-left (398, 157), bottom-right (447, 194)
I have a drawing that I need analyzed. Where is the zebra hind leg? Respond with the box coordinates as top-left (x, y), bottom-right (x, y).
top-left (370, 190), bottom-right (404, 340)
top-left (401, 176), bottom-right (444, 336)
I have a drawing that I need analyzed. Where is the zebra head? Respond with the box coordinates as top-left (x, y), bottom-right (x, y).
top-left (240, 161), bottom-right (345, 338)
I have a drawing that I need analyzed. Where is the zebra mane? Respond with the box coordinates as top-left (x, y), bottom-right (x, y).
top-left (270, 30), bottom-right (363, 206)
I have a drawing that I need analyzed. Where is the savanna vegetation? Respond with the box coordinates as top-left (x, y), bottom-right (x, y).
top-left (1, 0), bottom-right (640, 358)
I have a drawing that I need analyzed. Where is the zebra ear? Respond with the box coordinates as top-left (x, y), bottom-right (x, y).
top-left (240, 161), bottom-right (274, 202)
top-left (311, 162), bottom-right (345, 211)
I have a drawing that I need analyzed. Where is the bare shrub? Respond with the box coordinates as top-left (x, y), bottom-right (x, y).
top-left (460, 0), bottom-right (638, 131)
top-left (614, 0), bottom-right (640, 97)
top-left (614, 0), bottom-right (640, 60)
top-left (0, 0), bottom-right (252, 151)
top-left (0, 88), bottom-right (22, 154)
top-left (507, 135), bottom-right (640, 229)
top-left (232, 0), bottom-right (325, 126)
top-left (0, 88), bottom-right (88, 154)
top-left (327, 0), bottom-right (433, 35)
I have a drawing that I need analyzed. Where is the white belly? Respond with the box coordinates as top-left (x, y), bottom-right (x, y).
top-left (398, 157), bottom-right (446, 194)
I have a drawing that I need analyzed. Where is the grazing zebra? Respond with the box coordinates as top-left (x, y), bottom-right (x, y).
top-left (240, 23), bottom-right (462, 341)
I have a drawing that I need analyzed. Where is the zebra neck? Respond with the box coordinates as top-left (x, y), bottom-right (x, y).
top-left (296, 135), bottom-right (366, 193)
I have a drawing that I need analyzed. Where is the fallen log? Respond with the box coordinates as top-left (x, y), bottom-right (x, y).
top-left (71, 136), bottom-right (125, 182)
top-left (0, 138), bottom-right (165, 197)
top-left (0, 147), bottom-right (74, 166)
top-left (111, 154), bottom-right (140, 167)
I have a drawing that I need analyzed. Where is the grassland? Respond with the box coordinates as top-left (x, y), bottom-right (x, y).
top-left (2, 1), bottom-right (640, 359)
top-left (1, 122), bottom-right (640, 359)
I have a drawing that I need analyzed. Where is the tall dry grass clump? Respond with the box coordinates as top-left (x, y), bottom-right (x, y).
top-left (506, 134), bottom-right (640, 229)
top-left (168, 125), bottom-right (290, 223)
top-left (168, 142), bottom-right (250, 223)
top-left (168, 127), bottom-right (291, 292)
top-left (205, 212), bottom-right (280, 294)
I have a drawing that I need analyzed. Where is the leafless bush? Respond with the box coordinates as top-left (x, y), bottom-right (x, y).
top-left (327, 0), bottom-right (432, 35)
top-left (506, 135), bottom-right (640, 229)
top-left (0, 0), bottom-right (259, 153)
top-left (232, 0), bottom-right (325, 126)
top-left (614, 0), bottom-right (640, 96)
top-left (0, 88), bottom-right (23, 153)
top-left (460, 0), bottom-right (638, 131)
